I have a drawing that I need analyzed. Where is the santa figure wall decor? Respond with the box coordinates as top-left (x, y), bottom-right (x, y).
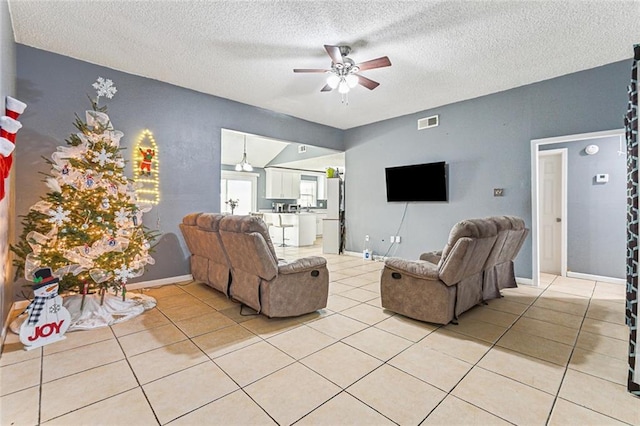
top-left (19, 267), bottom-right (71, 350)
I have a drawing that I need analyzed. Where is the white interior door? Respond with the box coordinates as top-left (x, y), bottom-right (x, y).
top-left (538, 150), bottom-right (565, 275)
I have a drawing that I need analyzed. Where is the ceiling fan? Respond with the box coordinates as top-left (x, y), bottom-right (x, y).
top-left (294, 45), bottom-right (391, 94)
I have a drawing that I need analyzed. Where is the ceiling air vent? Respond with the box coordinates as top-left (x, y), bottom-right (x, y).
top-left (298, 145), bottom-right (307, 153)
top-left (418, 115), bottom-right (439, 130)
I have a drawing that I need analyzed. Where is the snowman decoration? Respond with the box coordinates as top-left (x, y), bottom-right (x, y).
top-left (19, 267), bottom-right (71, 350)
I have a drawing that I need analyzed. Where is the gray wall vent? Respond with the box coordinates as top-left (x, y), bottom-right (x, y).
top-left (418, 115), bottom-right (439, 130)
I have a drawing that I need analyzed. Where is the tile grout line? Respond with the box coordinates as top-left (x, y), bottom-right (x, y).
top-left (543, 277), bottom-right (596, 426)
top-left (4, 264), bottom-right (630, 425)
top-left (416, 280), bottom-right (557, 424)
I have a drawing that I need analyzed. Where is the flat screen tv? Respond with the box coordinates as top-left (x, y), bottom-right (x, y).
top-left (385, 161), bottom-right (448, 202)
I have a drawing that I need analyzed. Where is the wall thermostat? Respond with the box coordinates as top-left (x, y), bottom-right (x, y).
top-left (596, 173), bottom-right (609, 183)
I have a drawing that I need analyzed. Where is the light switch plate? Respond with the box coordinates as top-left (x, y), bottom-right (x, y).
top-left (493, 188), bottom-right (504, 197)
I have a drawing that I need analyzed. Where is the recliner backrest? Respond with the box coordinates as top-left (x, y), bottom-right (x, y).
top-left (219, 215), bottom-right (279, 281)
top-left (179, 212), bottom-right (204, 257)
top-left (438, 218), bottom-right (498, 285)
top-left (485, 216), bottom-right (512, 269)
top-left (503, 215), bottom-right (529, 262)
top-left (194, 213), bottom-right (229, 268)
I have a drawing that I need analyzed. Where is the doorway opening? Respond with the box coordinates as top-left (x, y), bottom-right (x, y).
top-left (537, 149), bottom-right (567, 276)
top-left (530, 128), bottom-right (625, 286)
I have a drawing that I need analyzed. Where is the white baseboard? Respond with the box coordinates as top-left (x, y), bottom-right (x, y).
top-left (516, 277), bottom-right (534, 286)
top-left (566, 271), bottom-right (625, 285)
top-left (127, 274), bottom-right (193, 290)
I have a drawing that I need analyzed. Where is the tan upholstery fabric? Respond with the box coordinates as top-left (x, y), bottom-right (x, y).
top-left (179, 212), bottom-right (232, 295)
top-left (219, 215), bottom-right (328, 317)
top-left (483, 216), bottom-right (529, 299)
top-left (381, 217), bottom-right (502, 325)
top-left (381, 266), bottom-right (456, 324)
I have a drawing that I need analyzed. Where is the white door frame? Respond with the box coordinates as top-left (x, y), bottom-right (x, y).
top-left (537, 148), bottom-right (568, 277)
top-left (530, 128), bottom-right (624, 286)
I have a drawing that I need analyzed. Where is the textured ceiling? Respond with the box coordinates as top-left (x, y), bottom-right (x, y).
top-left (8, 0), bottom-right (640, 130)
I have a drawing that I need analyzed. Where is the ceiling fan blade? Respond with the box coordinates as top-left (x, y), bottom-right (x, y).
top-left (293, 68), bottom-right (329, 73)
top-left (356, 75), bottom-right (380, 90)
top-left (324, 45), bottom-right (344, 65)
top-left (320, 84), bottom-right (333, 92)
top-left (356, 56), bottom-right (392, 71)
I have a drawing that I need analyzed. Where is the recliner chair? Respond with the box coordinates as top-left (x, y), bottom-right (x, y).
top-left (219, 215), bottom-right (329, 317)
top-left (381, 218), bottom-right (499, 324)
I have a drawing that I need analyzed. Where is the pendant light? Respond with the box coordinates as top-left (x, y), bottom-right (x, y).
top-left (235, 135), bottom-right (253, 172)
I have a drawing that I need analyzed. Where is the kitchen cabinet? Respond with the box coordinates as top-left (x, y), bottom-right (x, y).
top-left (266, 168), bottom-right (301, 199)
top-left (315, 212), bottom-right (326, 235)
top-left (317, 175), bottom-right (327, 200)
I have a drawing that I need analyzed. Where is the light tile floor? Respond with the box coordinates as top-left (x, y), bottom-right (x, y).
top-left (1, 243), bottom-right (639, 425)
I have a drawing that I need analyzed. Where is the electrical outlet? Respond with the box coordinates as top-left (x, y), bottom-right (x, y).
top-left (396, 236), bottom-right (401, 243)
top-left (390, 236), bottom-right (395, 243)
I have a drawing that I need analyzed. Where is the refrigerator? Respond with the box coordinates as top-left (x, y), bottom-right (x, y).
top-left (323, 177), bottom-right (343, 254)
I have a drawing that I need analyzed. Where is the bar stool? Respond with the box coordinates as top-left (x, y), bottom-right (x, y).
top-left (273, 214), bottom-right (294, 247)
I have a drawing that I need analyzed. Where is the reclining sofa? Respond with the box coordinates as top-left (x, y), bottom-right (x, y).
top-left (381, 216), bottom-right (528, 325)
top-left (179, 212), bottom-right (231, 295)
top-left (180, 213), bottom-right (329, 318)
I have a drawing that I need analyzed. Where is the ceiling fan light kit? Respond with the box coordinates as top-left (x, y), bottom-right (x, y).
top-left (294, 44), bottom-right (391, 104)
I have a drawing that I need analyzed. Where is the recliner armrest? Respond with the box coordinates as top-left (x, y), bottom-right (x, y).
top-left (419, 251), bottom-right (442, 264)
top-left (278, 256), bottom-right (327, 275)
top-left (384, 258), bottom-right (439, 280)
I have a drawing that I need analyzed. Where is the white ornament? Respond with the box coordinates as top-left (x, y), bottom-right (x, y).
top-left (114, 208), bottom-right (129, 226)
top-left (92, 148), bottom-right (113, 167)
top-left (48, 206), bottom-right (71, 226)
top-left (92, 77), bottom-right (117, 100)
top-left (114, 264), bottom-right (135, 284)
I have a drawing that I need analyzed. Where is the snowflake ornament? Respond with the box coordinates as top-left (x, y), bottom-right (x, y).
top-left (114, 208), bottom-right (129, 225)
top-left (114, 264), bottom-right (135, 284)
top-left (92, 148), bottom-right (113, 167)
top-left (92, 77), bottom-right (117, 100)
top-left (48, 206), bottom-right (71, 226)
top-left (49, 304), bottom-right (61, 314)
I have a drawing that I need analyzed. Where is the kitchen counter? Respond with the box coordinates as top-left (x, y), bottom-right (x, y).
top-left (262, 212), bottom-right (317, 246)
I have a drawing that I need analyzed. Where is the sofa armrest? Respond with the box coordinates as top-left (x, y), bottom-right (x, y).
top-left (278, 256), bottom-right (327, 275)
top-left (384, 257), bottom-right (440, 280)
top-left (419, 251), bottom-right (442, 264)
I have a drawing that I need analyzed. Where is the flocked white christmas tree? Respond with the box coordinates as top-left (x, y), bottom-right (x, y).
top-left (12, 78), bottom-right (157, 303)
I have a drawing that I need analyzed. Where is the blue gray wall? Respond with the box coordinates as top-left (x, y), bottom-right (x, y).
top-left (343, 60), bottom-right (631, 279)
top-left (540, 136), bottom-right (626, 278)
top-left (1, 0), bottom-right (17, 336)
top-left (267, 143), bottom-right (339, 167)
top-left (13, 44), bottom-right (632, 284)
top-left (15, 45), bottom-right (343, 285)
